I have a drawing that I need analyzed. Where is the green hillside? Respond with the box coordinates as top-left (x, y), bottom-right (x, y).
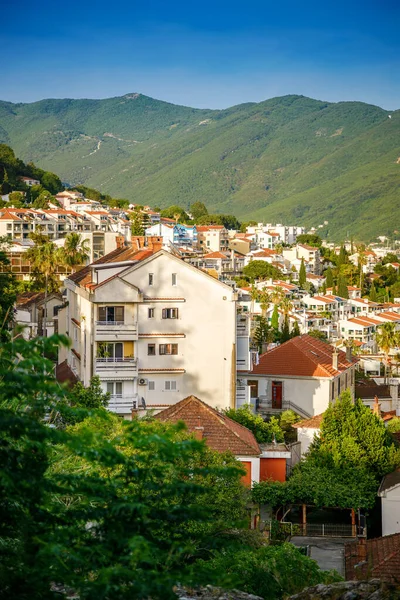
top-left (0, 93), bottom-right (399, 240)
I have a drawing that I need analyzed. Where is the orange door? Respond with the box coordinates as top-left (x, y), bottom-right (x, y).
top-left (241, 461), bottom-right (252, 487)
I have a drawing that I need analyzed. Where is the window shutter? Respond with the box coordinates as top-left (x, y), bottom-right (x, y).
top-left (98, 306), bottom-right (106, 321)
top-left (162, 309), bottom-right (166, 319)
top-left (115, 306), bottom-right (124, 322)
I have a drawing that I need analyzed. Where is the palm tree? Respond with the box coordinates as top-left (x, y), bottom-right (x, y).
top-left (376, 322), bottom-right (400, 382)
top-left (250, 287), bottom-right (272, 317)
top-left (358, 252), bottom-right (367, 291)
top-left (26, 240), bottom-right (60, 337)
top-left (58, 233), bottom-right (90, 271)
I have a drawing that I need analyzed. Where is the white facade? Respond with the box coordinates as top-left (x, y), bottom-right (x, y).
top-left (379, 482), bottom-right (400, 537)
top-left (62, 250), bottom-right (237, 416)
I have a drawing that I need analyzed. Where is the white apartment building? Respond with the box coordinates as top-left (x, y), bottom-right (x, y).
top-left (196, 225), bottom-right (230, 252)
top-left (60, 237), bottom-right (237, 417)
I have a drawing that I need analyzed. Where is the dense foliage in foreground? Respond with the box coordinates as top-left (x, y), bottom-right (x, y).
top-left (0, 335), bottom-right (338, 599)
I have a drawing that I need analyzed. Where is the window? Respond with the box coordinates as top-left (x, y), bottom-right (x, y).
top-left (159, 343), bottom-right (178, 355)
top-left (162, 308), bottom-right (179, 319)
top-left (165, 380), bottom-right (177, 391)
top-left (148, 344), bottom-right (156, 356)
top-left (107, 382), bottom-right (123, 396)
top-left (97, 342), bottom-right (123, 360)
top-left (148, 381), bottom-right (155, 391)
top-left (98, 306), bottom-right (124, 323)
top-left (148, 307), bottom-right (155, 319)
top-left (172, 273), bottom-right (177, 286)
top-left (149, 273), bottom-right (154, 286)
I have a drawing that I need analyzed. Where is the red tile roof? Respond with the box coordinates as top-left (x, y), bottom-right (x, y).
top-left (345, 533), bottom-right (400, 582)
top-left (204, 251), bottom-right (228, 259)
top-left (250, 334), bottom-right (357, 378)
top-left (155, 395), bottom-right (261, 456)
top-left (292, 414), bottom-right (324, 429)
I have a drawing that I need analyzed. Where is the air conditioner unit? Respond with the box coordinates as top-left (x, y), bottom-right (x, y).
top-left (138, 378), bottom-right (148, 386)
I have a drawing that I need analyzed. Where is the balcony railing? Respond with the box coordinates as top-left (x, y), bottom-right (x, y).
top-left (94, 321), bottom-right (138, 341)
top-left (95, 357), bottom-right (138, 377)
top-left (107, 394), bottom-right (138, 414)
top-left (257, 396), bottom-right (311, 419)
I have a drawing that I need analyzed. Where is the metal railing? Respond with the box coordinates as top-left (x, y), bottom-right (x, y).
top-left (96, 357), bottom-right (136, 363)
top-left (95, 320), bottom-right (125, 326)
top-left (108, 395), bottom-right (138, 414)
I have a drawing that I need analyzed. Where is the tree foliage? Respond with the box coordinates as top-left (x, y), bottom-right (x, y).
top-left (224, 405), bottom-right (284, 444)
top-left (243, 260), bottom-right (283, 283)
top-left (299, 257), bottom-right (306, 288)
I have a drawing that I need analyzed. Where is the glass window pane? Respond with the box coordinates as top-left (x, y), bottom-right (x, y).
top-left (115, 382), bottom-right (123, 395)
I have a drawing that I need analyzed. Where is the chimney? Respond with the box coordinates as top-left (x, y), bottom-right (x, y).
top-left (332, 348), bottom-right (339, 371)
top-left (373, 395), bottom-right (381, 418)
top-left (194, 426), bottom-right (204, 440)
top-left (132, 235), bottom-right (145, 249)
top-left (357, 537), bottom-right (367, 562)
top-left (346, 345), bottom-right (352, 363)
top-left (115, 235), bottom-right (125, 249)
top-left (148, 236), bottom-right (163, 252)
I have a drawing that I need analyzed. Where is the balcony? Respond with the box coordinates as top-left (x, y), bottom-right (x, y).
top-left (95, 357), bottom-right (138, 378)
top-left (94, 321), bottom-right (138, 341)
top-left (256, 396), bottom-right (311, 419)
top-left (107, 394), bottom-right (139, 414)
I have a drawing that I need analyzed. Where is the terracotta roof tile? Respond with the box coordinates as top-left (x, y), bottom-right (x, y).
top-left (250, 334), bottom-right (357, 378)
top-left (292, 414), bottom-right (324, 429)
top-left (155, 395), bottom-right (261, 456)
top-left (345, 533), bottom-right (400, 582)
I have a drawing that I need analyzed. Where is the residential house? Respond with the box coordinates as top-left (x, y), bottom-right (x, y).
top-left (15, 291), bottom-right (64, 338)
top-left (292, 413), bottom-right (323, 456)
top-left (196, 225), bottom-right (229, 252)
top-left (59, 236), bottom-right (237, 417)
top-left (19, 176), bottom-right (40, 187)
top-left (238, 335), bottom-right (357, 418)
top-left (378, 470), bottom-right (400, 537)
top-left (339, 316), bottom-right (381, 346)
top-left (155, 395), bottom-right (290, 486)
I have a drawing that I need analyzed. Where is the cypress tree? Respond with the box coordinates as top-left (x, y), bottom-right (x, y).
top-left (299, 258), bottom-right (307, 288)
top-left (291, 320), bottom-right (301, 338)
top-left (280, 315), bottom-right (291, 343)
top-left (271, 304), bottom-right (279, 331)
top-left (332, 283), bottom-right (337, 296)
top-left (338, 274), bottom-right (349, 299)
top-left (337, 245), bottom-right (347, 268)
top-left (325, 266), bottom-right (333, 288)
top-left (370, 281), bottom-right (377, 302)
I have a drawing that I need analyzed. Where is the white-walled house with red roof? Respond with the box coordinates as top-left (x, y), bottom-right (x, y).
top-left (237, 334), bottom-right (357, 419)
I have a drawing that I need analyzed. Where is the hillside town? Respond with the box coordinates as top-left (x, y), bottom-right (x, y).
top-left (3, 177), bottom-right (400, 596)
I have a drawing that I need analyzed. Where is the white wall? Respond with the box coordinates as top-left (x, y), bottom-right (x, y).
top-left (381, 485), bottom-right (400, 536)
top-left (297, 427), bottom-right (319, 456)
top-left (236, 456), bottom-right (260, 484)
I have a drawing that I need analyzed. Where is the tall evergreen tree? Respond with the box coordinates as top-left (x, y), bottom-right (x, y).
top-left (291, 320), bottom-right (301, 338)
top-left (280, 315), bottom-right (291, 343)
top-left (370, 281), bottom-right (377, 302)
top-left (325, 266), bottom-right (333, 288)
top-left (337, 274), bottom-right (349, 299)
top-left (271, 304), bottom-right (279, 331)
top-left (299, 258), bottom-right (306, 288)
top-left (337, 245), bottom-right (348, 268)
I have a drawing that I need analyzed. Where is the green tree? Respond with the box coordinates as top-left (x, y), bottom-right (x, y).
top-left (224, 404), bottom-right (284, 443)
top-left (370, 281), bottom-right (377, 301)
top-left (253, 316), bottom-right (273, 353)
top-left (58, 232), bottom-right (90, 269)
top-left (271, 304), bottom-right (279, 331)
top-left (0, 237), bottom-right (17, 340)
top-left (280, 315), bottom-right (291, 342)
top-left (190, 201), bottom-right (208, 220)
top-left (296, 234), bottom-right (322, 247)
top-left (160, 204), bottom-right (189, 222)
top-left (243, 260), bottom-right (283, 282)
top-left (8, 191), bottom-right (24, 206)
top-left (32, 190), bottom-right (54, 209)
top-left (337, 273), bottom-right (349, 298)
top-left (299, 257), bottom-right (306, 288)
top-left (0, 335), bottom-right (251, 600)
top-left (41, 171), bottom-right (63, 194)
top-left (376, 322), bottom-right (400, 382)
top-left (129, 210), bottom-right (146, 235)
top-left (337, 244), bottom-right (348, 268)
top-left (291, 320), bottom-right (301, 338)
top-left (307, 329), bottom-right (327, 340)
top-left (325, 266), bottom-right (334, 288)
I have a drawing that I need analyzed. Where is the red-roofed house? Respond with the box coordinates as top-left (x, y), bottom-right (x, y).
top-left (196, 225), bottom-right (229, 252)
top-left (345, 533), bottom-right (400, 582)
top-left (239, 334), bottom-right (357, 418)
top-left (155, 395), bottom-right (290, 486)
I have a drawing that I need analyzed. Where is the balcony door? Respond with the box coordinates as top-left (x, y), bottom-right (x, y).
top-left (98, 306), bottom-right (124, 324)
top-left (107, 382), bottom-right (123, 397)
top-left (271, 381), bottom-right (283, 409)
top-left (98, 342), bottom-right (123, 361)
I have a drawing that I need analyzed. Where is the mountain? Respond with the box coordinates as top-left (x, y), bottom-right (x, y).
top-left (0, 93), bottom-right (399, 240)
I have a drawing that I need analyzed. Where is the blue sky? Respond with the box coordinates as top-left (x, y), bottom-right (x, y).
top-left (2, 0), bottom-right (399, 109)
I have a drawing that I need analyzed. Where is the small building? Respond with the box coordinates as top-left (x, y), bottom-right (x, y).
top-left (239, 334), bottom-right (357, 419)
top-left (292, 413), bottom-right (323, 456)
top-left (19, 176), bottom-right (40, 187)
top-left (378, 470), bottom-right (400, 537)
top-left (155, 395), bottom-right (290, 486)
